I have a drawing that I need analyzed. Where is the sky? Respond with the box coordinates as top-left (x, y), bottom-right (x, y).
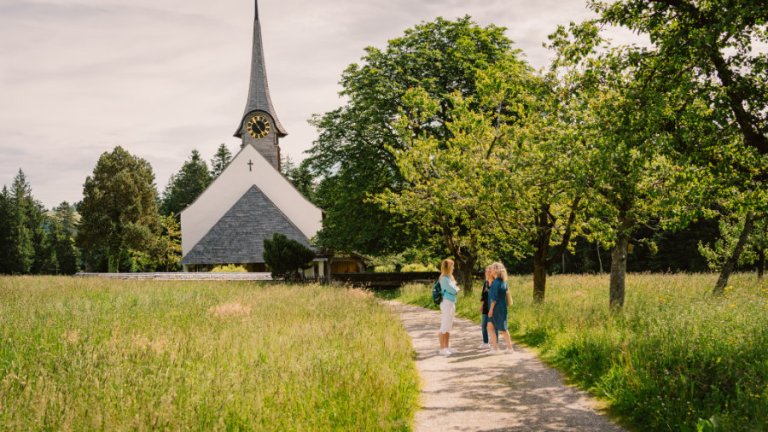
top-left (0, 0), bottom-right (637, 208)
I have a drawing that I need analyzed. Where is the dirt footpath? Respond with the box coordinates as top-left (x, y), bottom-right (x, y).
top-left (387, 301), bottom-right (626, 432)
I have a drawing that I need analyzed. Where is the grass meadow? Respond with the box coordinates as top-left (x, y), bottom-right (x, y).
top-left (0, 277), bottom-right (419, 431)
top-left (389, 273), bottom-right (768, 432)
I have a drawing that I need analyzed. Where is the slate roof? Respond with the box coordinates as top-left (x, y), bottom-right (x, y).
top-left (234, 0), bottom-right (287, 138)
top-left (182, 185), bottom-right (310, 265)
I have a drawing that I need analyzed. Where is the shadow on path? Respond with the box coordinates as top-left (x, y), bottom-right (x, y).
top-left (387, 301), bottom-right (625, 432)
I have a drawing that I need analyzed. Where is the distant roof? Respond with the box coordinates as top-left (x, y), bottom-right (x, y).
top-left (235, 0), bottom-right (287, 138)
top-left (182, 185), bottom-right (310, 265)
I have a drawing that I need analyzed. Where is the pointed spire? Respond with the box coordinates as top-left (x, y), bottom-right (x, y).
top-left (235, 0), bottom-right (287, 138)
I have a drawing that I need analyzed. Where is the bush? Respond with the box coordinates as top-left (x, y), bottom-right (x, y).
top-left (401, 263), bottom-right (437, 272)
top-left (263, 234), bottom-right (315, 280)
top-left (211, 264), bottom-right (247, 273)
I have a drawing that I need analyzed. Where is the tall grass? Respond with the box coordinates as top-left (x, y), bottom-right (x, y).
top-left (0, 277), bottom-right (419, 431)
top-left (392, 273), bottom-right (768, 431)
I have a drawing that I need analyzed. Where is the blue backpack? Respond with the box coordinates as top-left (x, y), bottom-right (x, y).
top-left (431, 279), bottom-right (443, 305)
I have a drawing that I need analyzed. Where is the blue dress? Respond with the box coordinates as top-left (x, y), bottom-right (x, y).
top-left (488, 278), bottom-right (508, 331)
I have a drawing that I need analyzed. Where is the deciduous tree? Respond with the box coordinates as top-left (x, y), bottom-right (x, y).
top-left (305, 16), bottom-right (517, 258)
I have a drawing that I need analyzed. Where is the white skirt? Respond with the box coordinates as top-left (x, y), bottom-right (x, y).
top-left (439, 299), bottom-right (456, 333)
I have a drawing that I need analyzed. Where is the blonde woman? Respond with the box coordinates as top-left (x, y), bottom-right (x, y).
top-left (487, 262), bottom-right (514, 354)
top-left (437, 258), bottom-right (460, 356)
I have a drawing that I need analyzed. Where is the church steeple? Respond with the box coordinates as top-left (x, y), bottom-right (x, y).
top-left (235, 0), bottom-right (287, 138)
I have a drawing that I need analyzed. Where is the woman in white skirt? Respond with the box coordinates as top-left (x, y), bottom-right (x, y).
top-left (438, 258), bottom-right (460, 356)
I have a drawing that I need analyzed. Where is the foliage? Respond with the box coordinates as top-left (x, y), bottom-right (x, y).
top-left (547, 23), bottom-right (705, 308)
top-left (281, 156), bottom-right (316, 202)
top-left (304, 16), bottom-right (516, 257)
top-left (0, 187), bottom-right (12, 273)
top-left (210, 264), bottom-right (248, 273)
top-left (0, 278), bottom-right (419, 430)
top-left (47, 202), bottom-right (81, 274)
top-left (161, 149), bottom-right (212, 217)
top-left (263, 233), bottom-right (315, 280)
top-left (400, 263), bottom-right (438, 272)
top-left (209, 143), bottom-right (233, 179)
top-left (152, 214), bottom-right (182, 272)
top-left (589, 0), bottom-right (768, 293)
top-left (78, 146), bottom-right (160, 273)
top-left (391, 273), bottom-right (768, 432)
top-left (0, 171), bottom-right (58, 275)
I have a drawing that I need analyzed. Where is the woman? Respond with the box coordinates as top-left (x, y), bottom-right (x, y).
top-left (479, 265), bottom-right (498, 349)
top-left (487, 262), bottom-right (514, 354)
top-left (437, 258), bottom-right (460, 356)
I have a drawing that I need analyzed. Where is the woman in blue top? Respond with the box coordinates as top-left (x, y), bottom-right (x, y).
top-left (438, 258), bottom-right (460, 356)
top-left (487, 262), bottom-right (513, 354)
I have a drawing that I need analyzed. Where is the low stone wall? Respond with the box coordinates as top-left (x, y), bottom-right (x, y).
top-left (75, 272), bottom-right (273, 281)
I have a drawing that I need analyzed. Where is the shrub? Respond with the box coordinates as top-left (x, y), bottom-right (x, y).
top-left (263, 233), bottom-right (315, 280)
top-left (401, 263), bottom-right (437, 272)
top-left (211, 264), bottom-right (247, 273)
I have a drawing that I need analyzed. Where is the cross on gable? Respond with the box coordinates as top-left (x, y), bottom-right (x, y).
top-left (248, 160), bottom-right (254, 172)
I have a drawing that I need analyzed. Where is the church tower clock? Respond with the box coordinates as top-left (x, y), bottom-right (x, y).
top-left (235, 0), bottom-right (287, 171)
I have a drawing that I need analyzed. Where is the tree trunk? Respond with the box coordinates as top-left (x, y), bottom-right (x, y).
top-left (757, 249), bottom-right (765, 280)
top-left (596, 241), bottom-right (604, 274)
top-left (456, 256), bottom-right (475, 294)
top-left (532, 204), bottom-right (552, 303)
top-left (533, 253), bottom-right (547, 303)
top-left (714, 212), bottom-right (756, 294)
top-left (609, 232), bottom-right (629, 310)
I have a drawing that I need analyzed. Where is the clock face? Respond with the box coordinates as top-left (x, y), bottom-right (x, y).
top-left (247, 114), bottom-right (271, 139)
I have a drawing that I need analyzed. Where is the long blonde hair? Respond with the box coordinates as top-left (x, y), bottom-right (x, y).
top-left (491, 262), bottom-right (508, 282)
top-left (440, 259), bottom-right (455, 280)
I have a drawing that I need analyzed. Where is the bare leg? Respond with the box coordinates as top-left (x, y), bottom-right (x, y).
top-left (445, 332), bottom-right (450, 349)
top-left (487, 322), bottom-right (498, 349)
top-left (502, 330), bottom-right (513, 350)
top-left (438, 332), bottom-right (445, 349)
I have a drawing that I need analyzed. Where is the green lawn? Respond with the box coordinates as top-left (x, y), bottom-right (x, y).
top-left (0, 277), bottom-right (419, 431)
top-left (389, 273), bottom-right (768, 432)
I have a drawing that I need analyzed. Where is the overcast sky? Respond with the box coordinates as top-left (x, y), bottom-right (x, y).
top-left (0, 0), bottom-right (637, 208)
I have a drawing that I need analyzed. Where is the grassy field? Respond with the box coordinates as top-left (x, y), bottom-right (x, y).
top-left (389, 273), bottom-right (768, 432)
top-left (0, 277), bottom-right (419, 431)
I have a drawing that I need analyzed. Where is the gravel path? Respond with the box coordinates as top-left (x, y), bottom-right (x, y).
top-left (387, 301), bottom-right (626, 432)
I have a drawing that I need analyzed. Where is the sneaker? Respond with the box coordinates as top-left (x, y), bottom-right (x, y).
top-left (478, 343), bottom-right (491, 349)
top-left (490, 348), bottom-right (504, 355)
top-left (438, 348), bottom-right (451, 356)
top-left (447, 347), bottom-right (458, 354)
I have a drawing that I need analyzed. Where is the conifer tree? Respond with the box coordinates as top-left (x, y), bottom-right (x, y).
top-left (161, 149), bottom-right (212, 216)
top-left (210, 143), bottom-right (232, 179)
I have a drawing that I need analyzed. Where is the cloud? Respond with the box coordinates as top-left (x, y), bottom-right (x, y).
top-left (0, 0), bottom-right (633, 208)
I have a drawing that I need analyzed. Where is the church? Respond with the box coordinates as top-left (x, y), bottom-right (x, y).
top-left (180, 1), bottom-right (336, 277)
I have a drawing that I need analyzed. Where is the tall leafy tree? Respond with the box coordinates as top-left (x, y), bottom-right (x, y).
top-left (78, 146), bottom-right (160, 272)
top-left (210, 143), bottom-right (232, 178)
top-left (590, 0), bottom-right (768, 294)
top-left (305, 16), bottom-right (517, 257)
top-left (161, 149), bottom-right (212, 216)
top-left (377, 57), bottom-right (557, 293)
top-left (550, 24), bottom-right (703, 309)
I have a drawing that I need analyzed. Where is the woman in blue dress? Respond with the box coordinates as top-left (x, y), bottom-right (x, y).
top-left (487, 262), bottom-right (513, 354)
